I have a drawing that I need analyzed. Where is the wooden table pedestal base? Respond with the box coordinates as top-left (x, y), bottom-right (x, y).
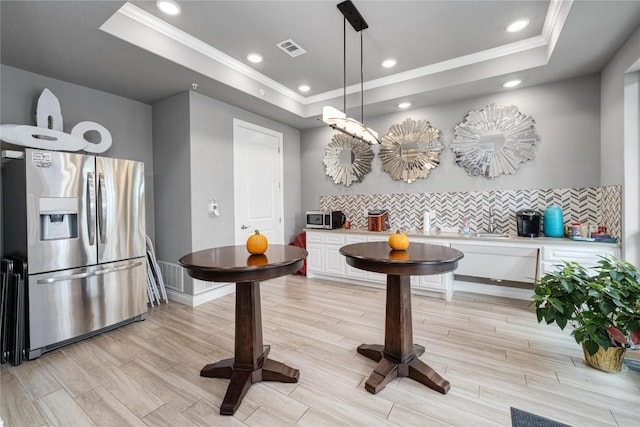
top-left (201, 345), bottom-right (299, 415)
top-left (179, 246), bottom-right (307, 416)
top-left (200, 281), bottom-right (299, 415)
top-left (357, 343), bottom-right (449, 394)
top-left (357, 275), bottom-right (450, 395)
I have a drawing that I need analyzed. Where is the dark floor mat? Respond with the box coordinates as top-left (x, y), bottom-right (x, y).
top-left (511, 407), bottom-right (571, 427)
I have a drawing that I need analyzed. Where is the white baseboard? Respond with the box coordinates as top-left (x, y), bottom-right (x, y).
top-left (166, 284), bottom-right (235, 307)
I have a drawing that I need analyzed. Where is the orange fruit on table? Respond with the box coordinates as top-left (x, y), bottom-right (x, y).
top-left (246, 230), bottom-right (268, 254)
top-left (388, 230), bottom-right (410, 250)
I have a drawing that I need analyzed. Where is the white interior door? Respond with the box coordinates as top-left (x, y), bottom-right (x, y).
top-left (233, 119), bottom-right (284, 245)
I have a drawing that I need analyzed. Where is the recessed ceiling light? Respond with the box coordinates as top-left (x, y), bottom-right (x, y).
top-left (247, 53), bottom-right (263, 63)
top-left (382, 59), bottom-right (397, 68)
top-left (506, 19), bottom-right (529, 33)
top-left (398, 102), bottom-right (412, 109)
top-left (298, 85), bottom-right (310, 93)
top-left (503, 79), bottom-right (522, 88)
top-left (156, 0), bottom-right (181, 16)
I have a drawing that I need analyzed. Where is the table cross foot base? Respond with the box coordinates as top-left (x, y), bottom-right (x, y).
top-left (357, 343), bottom-right (425, 362)
top-left (357, 343), bottom-right (449, 395)
top-left (201, 358), bottom-right (234, 378)
top-left (261, 358), bottom-right (300, 382)
top-left (201, 347), bottom-right (299, 415)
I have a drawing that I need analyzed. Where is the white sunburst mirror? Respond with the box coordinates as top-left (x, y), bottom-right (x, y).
top-left (451, 103), bottom-right (540, 179)
top-left (379, 118), bottom-right (444, 183)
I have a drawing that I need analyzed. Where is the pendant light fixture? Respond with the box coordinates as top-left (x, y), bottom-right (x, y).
top-left (322, 1), bottom-right (379, 145)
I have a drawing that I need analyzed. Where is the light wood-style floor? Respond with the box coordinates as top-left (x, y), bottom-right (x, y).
top-left (2, 275), bottom-right (639, 426)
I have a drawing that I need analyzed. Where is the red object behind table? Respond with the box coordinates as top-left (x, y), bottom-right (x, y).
top-left (288, 231), bottom-right (306, 275)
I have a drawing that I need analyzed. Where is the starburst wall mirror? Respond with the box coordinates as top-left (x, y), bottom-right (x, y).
top-left (323, 133), bottom-right (374, 186)
top-left (451, 103), bottom-right (540, 179)
top-left (379, 118), bottom-right (444, 183)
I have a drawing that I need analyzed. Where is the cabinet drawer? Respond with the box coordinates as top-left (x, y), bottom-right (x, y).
top-left (306, 231), bottom-right (323, 243)
top-left (542, 246), bottom-right (618, 263)
top-left (346, 235), bottom-right (367, 244)
top-left (451, 243), bottom-right (539, 283)
top-left (324, 234), bottom-right (345, 244)
top-left (541, 245), bottom-right (619, 275)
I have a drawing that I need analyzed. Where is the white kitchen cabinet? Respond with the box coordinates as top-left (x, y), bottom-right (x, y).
top-left (365, 235), bottom-right (389, 283)
top-left (306, 230), bottom-right (455, 300)
top-left (540, 244), bottom-right (619, 275)
top-left (324, 233), bottom-right (346, 276)
top-left (305, 231), bottom-right (324, 274)
top-left (410, 237), bottom-right (454, 300)
top-left (344, 234), bottom-right (368, 279)
top-left (306, 229), bottom-right (621, 301)
top-left (306, 231), bottom-right (345, 277)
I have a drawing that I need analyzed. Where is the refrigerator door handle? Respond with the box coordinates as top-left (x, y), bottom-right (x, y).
top-left (87, 172), bottom-right (96, 246)
top-left (36, 261), bottom-right (143, 284)
top-left (98, 173), bottom-right (107, 244)
top-left (95, 261), bottom-right (143, 276)
top-left (37, 270), bottom-right (96, 284)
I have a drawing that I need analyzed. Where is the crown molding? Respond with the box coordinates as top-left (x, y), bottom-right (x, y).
top-left (115, 2), bottom-right (306, 104)
top-left (307, 0), bottom-right (573, 105)
top-left (304, 35), bottom-right (548, 105)
top-left (542, 0), bottom-right (573, 58)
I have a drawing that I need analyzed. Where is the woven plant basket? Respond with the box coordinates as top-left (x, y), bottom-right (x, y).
top-left (582, 344), bottom-right (626, 372)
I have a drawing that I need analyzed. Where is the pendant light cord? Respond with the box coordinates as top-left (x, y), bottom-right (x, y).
top-left (343, 17), bottom-right (347, 115)
top-left (360, 31), bottom-right (364, 124)
top-left (343, 15), bottom-right (366, 125)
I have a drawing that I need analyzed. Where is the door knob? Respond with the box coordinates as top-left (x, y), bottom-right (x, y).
top-left (240, 224), bottom-right (250, 230)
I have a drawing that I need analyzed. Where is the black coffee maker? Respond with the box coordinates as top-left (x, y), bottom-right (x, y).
top-left (517, 210), bottom-right (541, 237)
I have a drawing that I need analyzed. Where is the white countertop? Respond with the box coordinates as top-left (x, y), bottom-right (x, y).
top-left (306, 228), bottom-right (620, 248)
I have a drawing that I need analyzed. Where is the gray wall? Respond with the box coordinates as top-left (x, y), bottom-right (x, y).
top-left (601, 26), bottom-right (640, 186)
top-left (152, 90), bottom-right (301, 296)
top-left (301, 74), bottom-right (601, 212)
top-left (0, 64), bottom-right (155, 256)
top-left (600, 26), bottom-right (640, 265)
top-left (151, 92), bottom-right (192, 293)
top-left (188, 91), bottom-right (302, 250)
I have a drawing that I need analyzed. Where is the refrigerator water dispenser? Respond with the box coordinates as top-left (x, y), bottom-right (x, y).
top-left (39, 197), bottom-right (78, 240)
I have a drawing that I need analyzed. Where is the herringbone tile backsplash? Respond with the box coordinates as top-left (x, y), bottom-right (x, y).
top-left (319, 185), bottom-right (622, 239)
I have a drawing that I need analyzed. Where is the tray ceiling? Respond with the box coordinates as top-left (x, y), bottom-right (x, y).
top-left (2, 1), bottom-right (639, 129)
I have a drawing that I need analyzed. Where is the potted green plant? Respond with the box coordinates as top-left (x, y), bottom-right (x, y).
top-left (532, 256), bottom-right (640, 372)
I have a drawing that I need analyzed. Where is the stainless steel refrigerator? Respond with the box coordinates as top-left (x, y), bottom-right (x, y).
top-left (2, 148), bottom-right (147, 359)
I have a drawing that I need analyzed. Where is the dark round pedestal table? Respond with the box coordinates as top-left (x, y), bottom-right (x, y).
top-left (179, 244), bottom-right (307, 415)
top-left (340, 241), bottom-right (463, 395)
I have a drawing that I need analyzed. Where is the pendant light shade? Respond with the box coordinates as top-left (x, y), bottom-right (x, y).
top-left (322, 106), bottom-right (379, 145)
top-left (322, 1), bottom-right (379, 145)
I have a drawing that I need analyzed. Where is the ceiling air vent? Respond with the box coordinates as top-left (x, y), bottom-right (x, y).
top-left (276, 39), bottom-right (306, 58)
